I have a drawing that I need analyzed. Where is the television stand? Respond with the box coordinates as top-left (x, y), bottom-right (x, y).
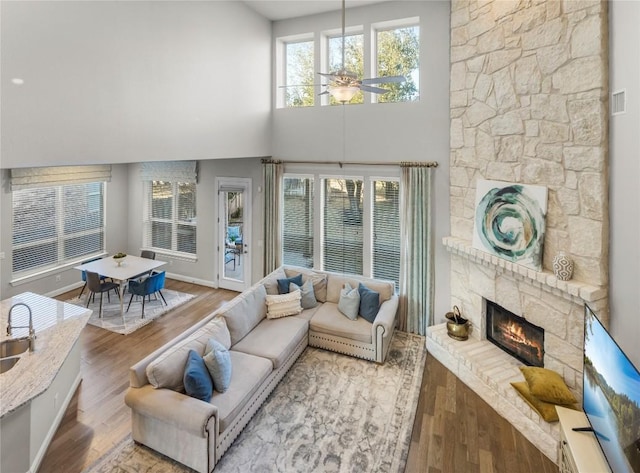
top-left (557, 406), bottom-right (611, 473)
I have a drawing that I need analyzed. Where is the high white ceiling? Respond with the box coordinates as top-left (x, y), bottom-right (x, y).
top-left (242, 0), bottom-right (392, 21)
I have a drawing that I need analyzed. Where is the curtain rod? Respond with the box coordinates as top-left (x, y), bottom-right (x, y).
top-left (261, 158), bottom-right (438, 168)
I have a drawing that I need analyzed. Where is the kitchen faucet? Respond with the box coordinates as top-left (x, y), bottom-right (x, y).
top-left (7, 302), bottom-right (36, 351)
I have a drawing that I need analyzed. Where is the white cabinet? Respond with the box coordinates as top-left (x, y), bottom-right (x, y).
top-left (557, 406), bottom-right (611, 473)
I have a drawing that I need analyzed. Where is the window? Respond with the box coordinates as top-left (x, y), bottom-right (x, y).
top-left (12, 182), bottom-right (105, 276)
top-left (376, 23), bottom-right (420, 103)
top-left (285, 40), bottom-right (315, 107)
top-left (283, 177), bottom-right (314, 268)
top-left (145, 181), bottom-right (196, 257)
top-left (282, 173), bottom-right (401, 289)
top-left (328, 33), bottom-right (364, 105)
top-left (372, 180), bottom-right (400, 286)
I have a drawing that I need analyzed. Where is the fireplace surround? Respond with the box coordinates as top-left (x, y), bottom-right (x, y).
top-left (486, 300), bottom-right (544, 367)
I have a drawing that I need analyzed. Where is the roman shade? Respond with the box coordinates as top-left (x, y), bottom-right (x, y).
top-left (11, 165), bottom-right (112, 191)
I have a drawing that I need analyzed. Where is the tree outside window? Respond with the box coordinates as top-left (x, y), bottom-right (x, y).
top-left (376, 25), bottom-right (420, 103)
top-left (328, 33), bottom-right (364, 105)
top-left (285, 40), bottom-right (315, 107)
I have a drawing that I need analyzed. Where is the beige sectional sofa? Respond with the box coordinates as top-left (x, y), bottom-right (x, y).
top-left (124, 265), bottom-right (398, 473)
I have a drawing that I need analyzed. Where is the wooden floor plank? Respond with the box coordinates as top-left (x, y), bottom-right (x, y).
top-left (36, 281), bottom-right (558, 473)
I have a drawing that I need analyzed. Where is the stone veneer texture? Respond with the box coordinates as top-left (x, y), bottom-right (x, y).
top-left (444, 0), bottom-right (610, 457)
top-left (449, 0), bottom-right (609, 287)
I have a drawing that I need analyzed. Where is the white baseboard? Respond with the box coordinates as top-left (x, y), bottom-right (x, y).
top-left (164, 272), bottom-right (219, 289)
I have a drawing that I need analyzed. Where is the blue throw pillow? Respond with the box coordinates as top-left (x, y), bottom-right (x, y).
top-left (277, 273), bottom-right (303, 294)
top-left (358, 283), bottom-right (380, 323)
top-left (203, 339), bottom-right (232, 393)
top-left (338, 282), bottom-right (360, 320)
top-left (290, 279), bottom-right (317, 309)
top-left (183, 349), bottom-right (213, 402)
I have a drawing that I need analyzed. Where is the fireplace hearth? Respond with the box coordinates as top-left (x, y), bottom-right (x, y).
top-left (486, 301), bottom-right (544, 367)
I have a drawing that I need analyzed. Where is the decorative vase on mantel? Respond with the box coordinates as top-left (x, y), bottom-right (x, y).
top-left (552, 251), bottom-right (574, 281)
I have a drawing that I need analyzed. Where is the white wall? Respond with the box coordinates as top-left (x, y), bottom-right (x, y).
top-left (126, 158), bottom-right (264, 287)
top-left (271, 1), bottom-right (451, 321)
top-left (609, 1), bottom-right (640, 367)
top-left (0, 1), bottom-right (272, 168)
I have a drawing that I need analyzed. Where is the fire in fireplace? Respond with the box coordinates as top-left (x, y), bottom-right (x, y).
top-left (486, 301), bottom-right (544, 367)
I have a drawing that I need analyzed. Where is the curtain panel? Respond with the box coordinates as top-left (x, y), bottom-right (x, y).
top-left (263, 159), bottom-right (283, 275)
top-left (398, 164), bottom-right (434, 335)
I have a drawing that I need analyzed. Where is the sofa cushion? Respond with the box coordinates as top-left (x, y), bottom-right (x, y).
top-left (203, 339), bottom-right (232, 393)
top-left (310, 302), bottom-right (373, 344)
top-left (183, 350), bottom-right (213, 402)
top-left (293, 304), bottom-right (322, 322)
top-left (146, 317), bottom-right (231, 392)
top-left (212, 350), bottom-right (272, 433)
top-left (326, 275), bottom-right (393, 305)
top-left (219, 284), bottom-right (268, 345)
top-left (262, 267), bottom-right (287, 295)
top-left (232, 316), bottom-right (308, 369)
top-left (358, 283), bottom-right (380, 323)
top-left (277, 274), bottom-right (303, 294)
top-left (338, 283), bottom-right (360, 320)
top-left (284, 267), bottom-right (328, 302)
top-left (265, 290), bottom-right (302, 319)
top-left (290, 279), bottom-right (317, 309)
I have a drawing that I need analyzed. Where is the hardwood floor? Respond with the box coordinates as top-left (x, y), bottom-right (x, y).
top-left (38, 280), bottom-right (557, 473)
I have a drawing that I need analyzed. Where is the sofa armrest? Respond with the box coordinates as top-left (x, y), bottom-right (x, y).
top-left (125, 385), bottom-right (218, 438)
top-left (373, 295), bottom-right (398, 336)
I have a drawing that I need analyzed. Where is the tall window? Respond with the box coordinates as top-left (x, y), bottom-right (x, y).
top-left (145, 181), bottom-right (197, 257)
top-left (323, 178), bottom-right (364, 274)
top-left (373, 180), bottom-right (400, 287)
top-left (12, 182), bottom-right (105, 275)
top-left (328, 33), bottom-right (364, 105)
top-left (285, 40), bottom-right (315, 107)
top-left (282, 173), bottom-right (400, 289)
top-left (376, 24), bottom-right (420, 103)
top-left (283, 177), bottom-right (314, 268)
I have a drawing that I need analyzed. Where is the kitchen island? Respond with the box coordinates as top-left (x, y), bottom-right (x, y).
top-left (0, 292), bottom-right (91, 473)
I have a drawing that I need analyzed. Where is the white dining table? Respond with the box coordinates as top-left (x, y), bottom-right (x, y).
top-left (75, 255), bottom-right (166, 319)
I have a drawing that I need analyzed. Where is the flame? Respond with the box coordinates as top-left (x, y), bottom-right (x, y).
top-left (500, 321), bottom-right (543, 361)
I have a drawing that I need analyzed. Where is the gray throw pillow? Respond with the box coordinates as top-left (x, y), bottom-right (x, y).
top-left (290, 280), bottom-right (317, 309)
top-left (338, 282), bottom-right (360, 320)
top-left (203, 339), bottom-right (232, 393)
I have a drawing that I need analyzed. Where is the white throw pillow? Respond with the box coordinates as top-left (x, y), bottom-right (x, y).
top-left (265, 290), bottom-right (302, 319)
top-left (338, 282), bottom-right (360, 320)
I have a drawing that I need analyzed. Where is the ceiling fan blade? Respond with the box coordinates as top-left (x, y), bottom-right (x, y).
top-left (361, 75), bottom-right (406, 85)
top-left (318, 91), bottom-right (330, 96)
top-left (359, 85), bottom-right (389, 94)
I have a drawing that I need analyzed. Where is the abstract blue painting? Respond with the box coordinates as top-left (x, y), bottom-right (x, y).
top-left (472, 179), bottom-right (547, 271)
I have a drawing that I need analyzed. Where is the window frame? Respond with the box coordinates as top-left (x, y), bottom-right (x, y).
top-left (143, 180), bottom-right (197, 261)
top-left (11, 182), bottom-right (107, 284)
top-left (281, 167), bottom-right (400, 288)
top-left (277, 33), bottom-right (316, 109)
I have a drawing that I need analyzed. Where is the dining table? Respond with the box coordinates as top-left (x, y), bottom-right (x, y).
top-left (74, 255), bottom-right (166, 319)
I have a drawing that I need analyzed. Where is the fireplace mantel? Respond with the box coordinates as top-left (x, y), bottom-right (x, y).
top-left (443, 237), bottom-right (607, 305)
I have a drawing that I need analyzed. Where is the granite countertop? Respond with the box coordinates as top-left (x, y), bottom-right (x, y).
top-left (0, 292), bottom-right (91, 418)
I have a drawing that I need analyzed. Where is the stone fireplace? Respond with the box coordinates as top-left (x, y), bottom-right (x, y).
top-left (486, 300), bottom-right (544, 367)
top-left (429, 0), bottom-right (610, 464)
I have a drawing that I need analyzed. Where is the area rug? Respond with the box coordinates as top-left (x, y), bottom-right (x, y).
top-left (67, 289), bottom-right (195, 335)
top-left (83, 331), bottom-right (426, 473)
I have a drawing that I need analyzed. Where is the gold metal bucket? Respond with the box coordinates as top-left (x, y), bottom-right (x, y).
top-left (445, 305), bottom-right (469, 341)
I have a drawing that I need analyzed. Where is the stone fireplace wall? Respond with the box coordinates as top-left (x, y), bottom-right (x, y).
top-left (450, 0), bottom-right (609, 284)
top-left (448, 0), bottom-right (609, 353)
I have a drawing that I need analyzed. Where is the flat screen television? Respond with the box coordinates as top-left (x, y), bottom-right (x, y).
top-left (583, 304), bottom-right (640, 473)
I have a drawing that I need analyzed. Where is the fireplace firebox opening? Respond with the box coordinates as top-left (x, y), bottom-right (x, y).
top-left (486, 300), bottom-right (544, 367)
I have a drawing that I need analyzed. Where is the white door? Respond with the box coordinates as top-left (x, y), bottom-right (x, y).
top-left (217, 178), bottom-right (252, 292)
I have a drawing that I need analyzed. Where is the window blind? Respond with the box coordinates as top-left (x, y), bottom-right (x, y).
top-left (139, 161), bottom-right (198, 183)
top-left (282, 177), bottom-right (314, 268)
top-left (322, 178), bottom-right (363, 275)
top-left (11, 165), bottom-right (111, 190)
top-left (12, 182), bottom-right (105, 276)
top-left (372, 180), bottom-right (400, 289)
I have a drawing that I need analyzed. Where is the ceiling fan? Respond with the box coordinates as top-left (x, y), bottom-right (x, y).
top-left (320, 0), bottom-right (406, 103)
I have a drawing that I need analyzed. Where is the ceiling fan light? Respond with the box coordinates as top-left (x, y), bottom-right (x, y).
top-left (329, 85), bottom-right (359, 103)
